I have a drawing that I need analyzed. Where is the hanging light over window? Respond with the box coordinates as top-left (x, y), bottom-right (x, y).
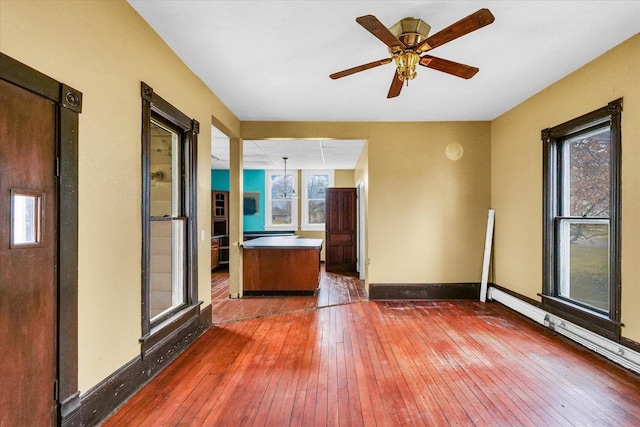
top-left (280, 156), bottom-right (297, 199)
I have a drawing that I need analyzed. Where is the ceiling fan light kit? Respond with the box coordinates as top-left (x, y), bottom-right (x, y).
top-left (330, 8), bottom-right (495, 98)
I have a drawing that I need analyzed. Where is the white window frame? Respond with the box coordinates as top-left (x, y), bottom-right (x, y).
top-left (301, 170), bottom-right (334, 231)
top-left (265, 169), bottom-right (298, 231)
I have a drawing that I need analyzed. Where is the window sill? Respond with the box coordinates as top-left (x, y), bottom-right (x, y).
top-left (540, 295), bottom-right (621, 340)
top-left (139, 302), bottom-right (202, 356)
top-left (300, 225), bottom-right (325, 232)
top-left (264, 226), bottom-right (298, 232)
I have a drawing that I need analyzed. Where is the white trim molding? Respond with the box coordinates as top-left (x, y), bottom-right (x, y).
top-left (487, 286), bottom-right (640, 375)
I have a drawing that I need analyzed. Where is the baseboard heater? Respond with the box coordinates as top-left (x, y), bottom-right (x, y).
top-left (487, 286), bottom-right (640, 375)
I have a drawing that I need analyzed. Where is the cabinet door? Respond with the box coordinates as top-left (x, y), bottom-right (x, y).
top-left (213, 191), bottom-right (228, 218)
top-left (211, 238), bottom-right (220, 269)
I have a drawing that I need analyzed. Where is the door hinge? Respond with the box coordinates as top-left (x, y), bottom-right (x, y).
top-left (54, 379), bottom-right (59, 401)
top-left (56, 157), bottom-right (60, 177)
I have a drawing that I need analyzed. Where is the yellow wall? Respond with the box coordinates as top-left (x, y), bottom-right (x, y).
top-left (491, 34), bottom-right (640, 342)
top-left (366, 122), bottom-right (491, 284)
top-left (0, 0), bottom-right (239, 392)
top-left (334, 169), bottom-right (356, 187)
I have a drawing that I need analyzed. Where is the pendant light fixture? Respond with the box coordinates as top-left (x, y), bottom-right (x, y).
top-left (281, 156), bottom-right (297, 199)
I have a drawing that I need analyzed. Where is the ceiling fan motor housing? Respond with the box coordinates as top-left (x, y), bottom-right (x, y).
top-left (389, 17), bottom-right (431, 49)
top-left (388, 17), bottom-right (431, 81)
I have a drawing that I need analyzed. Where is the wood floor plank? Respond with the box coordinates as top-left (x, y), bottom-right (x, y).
top-left (457, 307), bottom-right (618, 426)
top-left (419, 303), bottom-right (575, 426)
top-left (266, 310), bottom-right (308, 424)
top-left (300, 308), bottom-right (323, 426)
top-left (225, 317), bottom-right (286, 426)
top-left (440, 316), bottom-right (547, 426)
top-left (373, 304), bottom-right (454, 426)
top-left (207, 316), bottom-right (291, 425)
top-left (313, 306), bottom-right (331, 426)
top-left (103, 272), bottom-right (640, 427)
top-left (288, 309), bottom-right (318, 425)
top-left (350, 302), bottom-right (396, 426)
top-left (360, 304), bottom-right (408, 426)
top-left (338, 305), bottom-right (365, 427)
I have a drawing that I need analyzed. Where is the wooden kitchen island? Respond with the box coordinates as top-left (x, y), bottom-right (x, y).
top-left (242, 236), bottom-right (323, 295)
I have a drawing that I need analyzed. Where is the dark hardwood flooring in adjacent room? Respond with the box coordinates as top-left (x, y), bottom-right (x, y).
top-left (104, 268), bottom-right (640, 426)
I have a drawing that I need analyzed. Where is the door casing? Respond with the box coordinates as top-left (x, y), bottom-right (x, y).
top-left (0, 52), bottom-right (82, 426)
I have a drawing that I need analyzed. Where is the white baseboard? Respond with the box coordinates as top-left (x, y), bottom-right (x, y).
top-left (487, 286), bottom-right (640, 375)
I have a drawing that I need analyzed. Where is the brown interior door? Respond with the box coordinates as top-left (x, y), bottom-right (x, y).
top-left (325, 187), bottom-right (357, 273)
top-left (0, 78), bottom-right (58, 425)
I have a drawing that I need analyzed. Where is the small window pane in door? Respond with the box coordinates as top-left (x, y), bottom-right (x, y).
top-left (11, 190), bottom-right (42, 247)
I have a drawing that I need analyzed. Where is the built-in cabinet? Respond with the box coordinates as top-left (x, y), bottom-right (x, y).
top-left (211, 190), bottom-right (229, 269)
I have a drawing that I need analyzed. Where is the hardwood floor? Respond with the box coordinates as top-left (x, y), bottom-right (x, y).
top-left (103, 269), bottom-right (640, 426)
top-left (211, 266), bottom-right (366, 324)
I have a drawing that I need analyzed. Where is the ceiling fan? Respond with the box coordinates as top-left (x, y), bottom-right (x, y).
top-left (329, 8), bottom-right (495, 98)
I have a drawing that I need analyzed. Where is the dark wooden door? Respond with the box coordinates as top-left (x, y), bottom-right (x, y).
top-left (0, 78), bottom-right (58, 425)
top-left (325, 188), bottom-right (357, 273)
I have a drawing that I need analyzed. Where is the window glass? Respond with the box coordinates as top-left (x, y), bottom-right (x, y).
top-left (11, 192), bottom-right (41, 246)
top-left (149, 120), bottom-right (186, 323)
top-left (265, 171), bottom-right (297, 229)
top-left (302, 170), bottom-right (333, 230)
top-left (563, 128), bottom-right (610, 217)
top-left (558, 220), bottom-right (610, 312)
top-left (306, 173), bottom-right (329, 224)
top-left (557, 125), bottom-right (612, 313)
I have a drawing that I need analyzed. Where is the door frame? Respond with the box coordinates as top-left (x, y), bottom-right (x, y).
top-left (356, 180), bottom-right (366, 280)
top-left (1, 53), bottom-right (82, 425)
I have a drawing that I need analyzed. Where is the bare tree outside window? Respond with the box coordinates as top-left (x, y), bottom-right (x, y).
top-left (307, 174), bottom-right (329, 224)
top-left (269, 173), bottom-right (295, 225)
top-left (559, 128), bottom-right (611, 311)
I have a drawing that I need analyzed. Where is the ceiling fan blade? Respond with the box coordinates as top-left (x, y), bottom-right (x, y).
top-left (356, 15), bottom-right (406, 51)
top-left (330, 58), bottom-right (392, 79)
top-left (416, 8), bottom-right (495, 52)
top-left (387, 72), bottom-right (403, 98)
top-left (419, 55), bottom-right (479, 79)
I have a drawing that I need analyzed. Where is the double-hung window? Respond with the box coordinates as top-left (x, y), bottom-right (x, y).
top-left (542, 98), bottom-right (622, 339)
top-left (301, 170), bottom-right (333, 231)
top-left (265, 169), bottom-right (298, 230)
top-left (140, 82), bottom-right (200, 353)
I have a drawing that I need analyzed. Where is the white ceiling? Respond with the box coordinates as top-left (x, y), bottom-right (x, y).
top-left (128, 1), bottom-right (639, 169)
top-left (211, 126), bottom-right (366, 170)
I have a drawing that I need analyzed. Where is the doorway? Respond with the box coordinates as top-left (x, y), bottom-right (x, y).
top-left (325, 187), bottom-right (357, 273)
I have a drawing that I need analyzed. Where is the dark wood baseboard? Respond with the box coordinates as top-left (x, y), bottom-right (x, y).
top-left (621, 337), bottom-right (640, 354)
top-left (75, 304), bottom-right (211, 426)
top-left (368, 283), bottom-right (480, 300)
top-left (59, 391), bottom-right (81, 427)
top-left (243, 290), bottom-right (316, 297)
